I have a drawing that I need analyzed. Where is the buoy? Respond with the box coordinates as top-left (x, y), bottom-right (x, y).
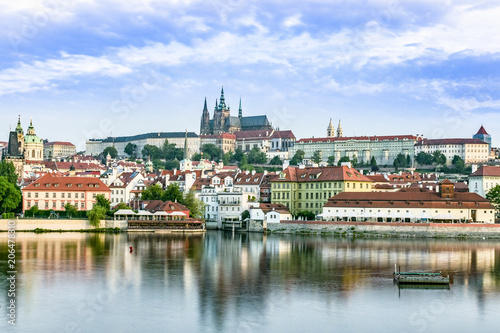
top-left (129, 246), bottom-right (133, 252)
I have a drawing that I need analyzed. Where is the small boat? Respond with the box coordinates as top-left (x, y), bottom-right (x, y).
top-left (393, 264), bottom-right (450, 285)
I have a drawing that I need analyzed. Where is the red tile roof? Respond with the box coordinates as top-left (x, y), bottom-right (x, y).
top-left (234, 173), bottom-right (265, 185)
top-left (470, 166), bottom-right (500, 177)
top-left (271, 130), bottom-right (295, 139)
top-left (475, 126), bottom-right (489, 135)
top-left (24, 173), bottom-right (110, 192)
top-left (258, 203), bottom-right (291, 214)
top-left (297, 135), bottom-right (419, 143)
top-left (143, 200), bottom-right (189, 215)
top-left (271, 166), bottom-right (372, 182)
top-left (234, 130), bottom-right (273, 140)
top-left (415, 138), bottom-right (486, 146)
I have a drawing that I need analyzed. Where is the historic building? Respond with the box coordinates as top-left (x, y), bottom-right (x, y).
top-left (322, 180), bottom-right (494, 223)
top-left (270, 165), bottom-right (372, 215)
top-left (414, 138), bottom-right (488, 165)
top-left (3, 116), bottom-right (44, 176)
top-left (468, 166), bottom-right (500, 197)
top-left (44, 141), bottom-right (76, 160)
top-left (200, 87), bottom-right (273, 135)
top-left (473, 125), bottom-right (492, 152)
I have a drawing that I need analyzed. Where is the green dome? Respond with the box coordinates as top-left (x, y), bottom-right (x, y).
top-left (25, 134), bottom-right (43, 144)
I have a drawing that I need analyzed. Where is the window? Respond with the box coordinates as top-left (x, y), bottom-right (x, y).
top-left (81, 193), bottom-right (84, 198)
top-left (53, 193), bottom-right (56, 198)
top-left (28, 192), bottom-right (31, 198)
top-left (35, 193), bottom-right (38, 198)
top-left (45, 193), bottom-right (49, 198)
top-left (68, 193), bottom-right (71, 199)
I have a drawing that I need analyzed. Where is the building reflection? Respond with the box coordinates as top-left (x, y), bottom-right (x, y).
top-left (2, 232), bottom-right (500, 329)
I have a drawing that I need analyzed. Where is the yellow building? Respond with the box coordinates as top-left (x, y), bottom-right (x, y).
top-left (270, 165), bottom-right (372, 215)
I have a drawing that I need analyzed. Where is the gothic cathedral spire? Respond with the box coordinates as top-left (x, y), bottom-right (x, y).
top-left (238, 97), bottom-right (242, 119)
top-left (327, 118), bottom-right (335, 137)
top-left (337, 119), bottom-right (343, 138)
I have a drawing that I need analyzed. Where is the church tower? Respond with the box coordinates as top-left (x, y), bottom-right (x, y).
top-left (327, 118), bottom-right (335, 137)
top-left (238, 97), bottom-right (242, 119)
top-left (24, 118), bottom-right (44, 161)
top-left (200, 97), bottom-right (211, 135)
top-left (337, 120), bottom-right (343, 138)
top-left (213, 87), bottom-right (230, 134)
top-left (15, 115), bottom-right (24, 155)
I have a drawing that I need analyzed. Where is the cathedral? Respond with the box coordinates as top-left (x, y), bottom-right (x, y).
top-left (200, 87), bottom-right (273, 135)
top-left (3, 116), bottom-right (44, 176)
top-left (326, 118), bottom-right (343, 138)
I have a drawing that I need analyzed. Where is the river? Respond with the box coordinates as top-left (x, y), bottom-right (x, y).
top-left (1, 231), bottom-right (500, 332)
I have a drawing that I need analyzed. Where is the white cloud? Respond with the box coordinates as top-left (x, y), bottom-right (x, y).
top-left (283, 14), bottom-right (303, 28)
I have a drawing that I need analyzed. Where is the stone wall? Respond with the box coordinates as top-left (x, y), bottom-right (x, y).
top-left (0, 219), bottom-right (128, 231)
top-left (267, 221), bottom-right (500, 238)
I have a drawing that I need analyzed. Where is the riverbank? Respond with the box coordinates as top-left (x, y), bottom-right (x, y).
top-left (0, 219), bottom-right (128, 231)
top-left (267, 221), bottom-right (500, 238)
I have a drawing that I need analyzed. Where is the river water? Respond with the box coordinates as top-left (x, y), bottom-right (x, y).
top-left (1, 231), bottom-right (500, 332)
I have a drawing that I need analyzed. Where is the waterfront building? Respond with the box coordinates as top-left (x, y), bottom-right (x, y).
top-left (86, 132), bottom-right (200, 159)
top-left (233, 171), bottom-right (265, 202)
top-left (290, 135), bottom-right (420, 166)
top-left (414, 138), bottom-right (488, 165)
top-left (270, 165), bottom-right (372, 215)
top-left (44, 141), bottom-right (76, 160)
top-left (22, 173), bottom-right (111, 212)
top-left (108, 171), bottom-right (145, 205)
top-left (468, 166), bottom-right (500, 197)
top-left (249, 203), bottom-right (292, 227)
top-left (322, 180), bottom-right (494, 223)
top-left (200, 87), bottom-right (273, 135)
top-left (473, 126), bottom-right (492, 151)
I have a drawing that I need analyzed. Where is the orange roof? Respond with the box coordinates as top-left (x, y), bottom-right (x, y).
top-left (23, 173), bottom-right (110, 192)
top-left (297, 135), bottom-right (419, 143)
top-left (271, 166), bottom-right (372, 183)
top-left (470, 166), bottom-right (500, 177)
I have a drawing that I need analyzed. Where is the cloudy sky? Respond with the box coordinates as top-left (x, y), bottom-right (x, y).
top-left (1, 0), bottom-right (500, 150)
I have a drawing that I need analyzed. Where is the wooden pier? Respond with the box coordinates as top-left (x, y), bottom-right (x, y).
top-left (393, 265), bottom-right (450, 285)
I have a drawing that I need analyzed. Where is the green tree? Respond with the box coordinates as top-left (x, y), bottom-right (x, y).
top-left (416, 152), bottom-right (434, 165)
top-left (255, 166), bottom-right (264, 173)
top-left (452, 155), bottom-right (465, 173)
top-left (393, 153), bottom-right (409, 170)
top-left (102, 146), bottom-right (118, 159)
top-left (486, 185), bottom-right (500, 213)
top-left (163, 183), bottom-right (184, 203)
top-left (64, 203), bottom-right (78, 218)
top-left (337, 156), bottom-right (350, 166)
top-left (312, 150), bottom-right (322, 164)
top-left (164, 159), bottom-right (180, 170)
top-left (26, 205), bottom-right (39, 218)
top-left (370, 156), bottom-right (379, 172)
top-left (222, 152), bottom-right (232, 165)
top-left (191, 153), bottom-right (202, 161)
top-left (183, 190), bottom-right (205, 219)
top-left (232, 148), bottom-right (244, 162)
top-left (201, 144), bottom-right (223, 162)
top-left (162, 140), bottom-right (183, 160)
top-left (296, 211), bottom-right (315, 221)
top-left (406, 155), bottom-right (411, 167)
top-left (327, 156), bottom-right (336, 166)
top-left (290, 150), bottom-right (305, 165)
top-left (124, 143), bottom-right (138, 158)
top-left (241, 210), bottom-right (250, 221)
top-left (269, 156), bottom-right (282, 165)
top-left (247, 147), bottom-right (267, 164)
top-left (350, 156), bottom-right (358, 168)
top-left (0, 161), bottom-right (18, 184)
top-left (432, 151), bottom-right (447, 166)
top-left (239, 154), bottom-right (248, 168)
top-left (141, 184), bottom-right (164, 201)
top-left (0, 177), bottom-right (21, 213)
top-left (87, 205), bottom-right (107, 227)
top-left (95, 194), bottom-right (111, 216)
top-left (142, 144), bottom-right (162, 160)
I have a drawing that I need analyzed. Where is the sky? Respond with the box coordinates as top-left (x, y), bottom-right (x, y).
top-left (1, 0), bottom-right (500, 150)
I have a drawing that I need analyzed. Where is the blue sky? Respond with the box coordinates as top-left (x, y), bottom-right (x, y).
top-left (1, 0), bottom-right (500, 150)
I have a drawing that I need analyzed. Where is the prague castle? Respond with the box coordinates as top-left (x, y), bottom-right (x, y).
top-left (200, 87), bottom-right (273, 135)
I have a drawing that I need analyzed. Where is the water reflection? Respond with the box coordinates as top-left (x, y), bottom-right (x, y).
top-left (1, 232), bottom-right (500, 332)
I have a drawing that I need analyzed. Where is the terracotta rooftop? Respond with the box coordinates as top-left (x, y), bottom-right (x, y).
top-left (415, 138), bottom-right (487, 146)
top-left (271, 166), bottom-right (372, 183)
top-left (475, 126), bottom-right (489, 135)
top-left (297, 135), bottom-right (419, 144)
top-left (24, 173), bottom-right (110, 192)
top-left (470, 166), bottom-right (500, 177)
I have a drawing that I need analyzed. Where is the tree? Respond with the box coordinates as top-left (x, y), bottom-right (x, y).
top-left (183, 190), bottom-right (205, 219)
top-left (370, 156), bottom-right (379, 172)
top-left (0, 177), bottom-right (21, 213)
top-left (337, 156), bottom-right (350, 166)
top-left (241, 210), bottom-right (250, 221)
top-left (26, 205), bottom-right (39, 218)
top-left (255, 166), bottom-right (264, 173)
top-left (142, 144), bottom-right (162, 160)
top-left (64, 203), bottom-right (78, 218)
top-left (232, 148), bottom-right (244, 162)
top-left (290, 150), bottom-right (305, 165)
top-left (327, 156), bottom-right (336, 167)
top-left (95, 194), bottom-right (111, 213)
top-left (452, 155), bottom-right (465, 173)
top-left (163, 183), bottom-right (184, 203)
top-left (350, 156), bottom-right (358, 168)
top-left (222, 152), bottom-right (232, 165)
top-left (162, 140), bottom-right (182, 160)
top-left (269, 156), bottom-right (282, 165)
top-left (312, 150), bottom-right (322, 164)
top-left (239, 154), bottom-right (248, 168)
top-left (124, 143), bottom-right (138, 158)
top-left (296, 211), bottom-right (315, 221)
top-left (0, 161), bottom-right (18, 184)
top-left (141, 184), bottom-right (164, 201)
top-left (201, 144), bottom-right (223, 162)
top-left (87, 205), bottom-right (107, 227)
top-left (191, 153), bottom-right (202, 161)
top-left (416, 152), bottom-right (434, 165)
top-left (393, 153), bottom-right (409, 170)
top-left (102, 146), bottom-right (118, 159)
top-left (112, 202), bottom-right (133, 214)
top-left (432, 151), bottom-right (447, 166)
top-left (406, 155), bottom-right (411, 167)
top-left (247, 147), bottom-right (267, 164)
top-left (164, 159), bottom-right (180, 170)
top-left (486, 185), bottom-right (500, 213)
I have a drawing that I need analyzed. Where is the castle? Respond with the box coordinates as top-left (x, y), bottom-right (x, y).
top-left (200, 87), bottom-right (273, 135)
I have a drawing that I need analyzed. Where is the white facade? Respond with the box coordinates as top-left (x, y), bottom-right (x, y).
top-left (468, 166), bottom-right (500, 197)
top-left (415, 139), bottom-right (489, 165)
top-left (109, 172), bottom-right (145, 205)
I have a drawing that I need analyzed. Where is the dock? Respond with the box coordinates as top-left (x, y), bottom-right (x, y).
top-left (393, 265), bottom-right (450, 285)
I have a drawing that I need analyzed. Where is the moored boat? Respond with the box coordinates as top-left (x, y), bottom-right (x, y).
top-left (393, 265), bottom-right (450, 285)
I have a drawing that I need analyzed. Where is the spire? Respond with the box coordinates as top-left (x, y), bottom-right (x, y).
top-left (238, 96), bottom-right (242, 118)
top-left (218, 86), bottom-right (226, 109)
top-left (203, 97), bottom-right (208, 113)
top-left (184, 129), bottom-right (188, 160)
top-left (15, 115), bottom-right (23, 134)
top-left (337, 119), bottom-right (343, 138)
top-left (327, 118), bottom-right (335, 137)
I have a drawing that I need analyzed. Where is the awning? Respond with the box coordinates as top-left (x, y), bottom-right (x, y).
top-left (433, 213), bottom-right (456, 220)
top-left (114, 209), bottom-right (136, 215)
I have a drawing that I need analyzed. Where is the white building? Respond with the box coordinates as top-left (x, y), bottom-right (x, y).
top-left (44, 142), bottom-right (77, 160)
top-left (469, 166), bottom-right (500, 197)
top-left (415, 138), bottom-right (488, 165)
top-left (86, 132), bottom-right (201, 159)
top-left (108, 171), bottom-right (145, 205)
top-left (291, 135), bottom-right (420, 166)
